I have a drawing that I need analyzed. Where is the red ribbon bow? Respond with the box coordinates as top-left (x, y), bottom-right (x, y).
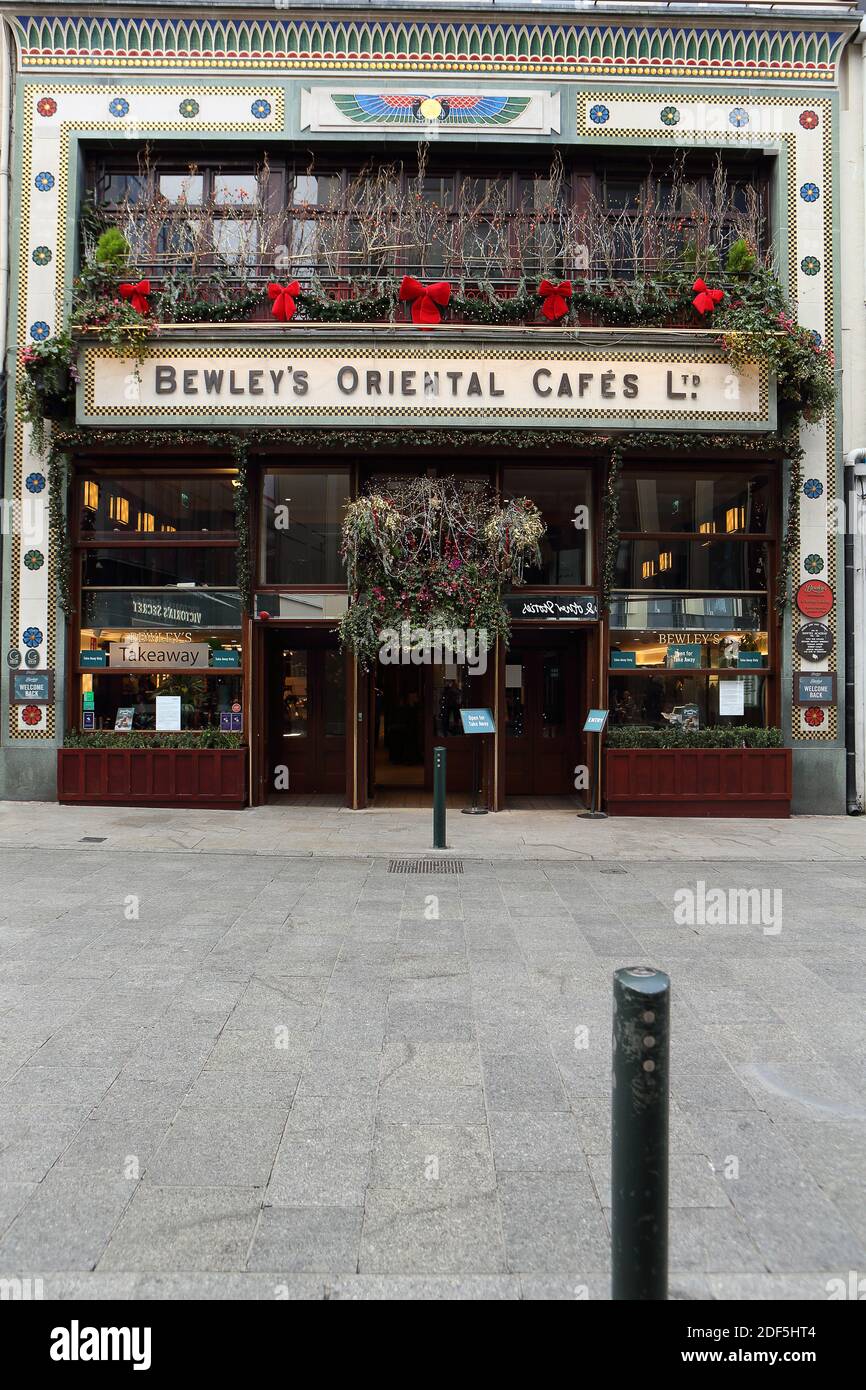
top-left (267, 281), bottom-right (300, 322)
top-left (399, 275), bottom-right (451, 327)
top-left (538, 279), bottom-right (572, 322)
top-left (692, 278), bottom-right (724, 316)
top-left (118, 280), bottom-right (151, 316)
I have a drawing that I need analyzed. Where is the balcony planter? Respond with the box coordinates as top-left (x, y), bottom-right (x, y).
top-left (57, 745), bottom-right (247, 808)
top-left (604, 732), bottom-right (791, 817)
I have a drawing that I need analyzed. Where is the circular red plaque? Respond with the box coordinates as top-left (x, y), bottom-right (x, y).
top-left (796, 579), bottom-right (833, 619)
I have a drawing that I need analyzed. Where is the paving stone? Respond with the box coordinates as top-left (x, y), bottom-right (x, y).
top-left (488, 1112), bottom-right (585, 1173)
top-left (498, 1174), bottom-right (609, 1273)
top-left (482, 1052), bottom-right (569, 1112)
top-left (360, 1190), bottom-right (505, 1274)
top-left (248, 1206), bottom-right (362, 1274)
top-left (267, 1127), bottom-right (372, 1206)
top-left (0, 1174), bottom-right (136, 1271)
top-left (147, 1107), bottom-right (286, 1188)
top-left (100, 1187), bottom-right (261, 1272)
top-left (369, 1123), bottom-right (495, 1201)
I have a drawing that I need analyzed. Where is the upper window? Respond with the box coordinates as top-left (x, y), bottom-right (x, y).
top-left (260, 469), bottom-right (350, 586)
top-left (618, 470), bottom-right (771, 535)
top-left (85, 150), bottom-right (769, 286)
top-left (78, 474), bottom-right (237, 538)
top-left (502, 467), bottom-right (592, 586)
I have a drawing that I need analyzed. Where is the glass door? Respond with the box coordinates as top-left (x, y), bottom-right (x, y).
top-left (268, 637), bottom-right (345, 795)
top-left (505, 639), bottom-right (578, 796)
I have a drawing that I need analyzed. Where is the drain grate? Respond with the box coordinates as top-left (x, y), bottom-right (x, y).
top-left (388, 858), bottom-right (464, 874)
top-left (79, 836), bottom-right (106, 843)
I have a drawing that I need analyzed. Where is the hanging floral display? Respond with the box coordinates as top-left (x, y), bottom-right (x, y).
top-left (338, 475), bottom-right (545, 666)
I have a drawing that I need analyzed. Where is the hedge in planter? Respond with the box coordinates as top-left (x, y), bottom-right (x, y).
top-left (605, 727), bottom-right (783, 750)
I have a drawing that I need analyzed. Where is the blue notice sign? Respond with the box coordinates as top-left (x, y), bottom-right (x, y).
top-left (583, 709), bottom-right (609, 733)
top-left (211, 649), bottom-right (241, 668)
top-left (79, 650), bottom-right (107, 668)
top-left (459, 708), bottom-right (495, 735)
top-left (667, 643), bottom-right (701, 669)
top-left (610, 651), bottom-right (636, 669)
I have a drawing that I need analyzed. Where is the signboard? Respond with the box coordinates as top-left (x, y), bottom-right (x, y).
top-left (583, 709), bottom-right (609, 733)
top-left (79, 650), bottom-right (107, 668)
top-left (82, 710), bottom-right (95, 731)
top-left (220, 711), bottom-right (243, 732)
top-left (6, 649), bottom-right (21, 668)
top-left (504, 594), bottom-right (599, 621)
top-left (80, 340), bottom-right (774, 433)
top-left (666, 643), bottom-right (702, 669)
top-left (83, 691), bottom-right (95, 710)
top-left (211, 649), bottom-right (241, 668)
top-left (610, 651), bottom-right (637, 669)
top-left (114, 707), bottom-right (134, 732)
top-left (11, 670), bottom-right (53, 704)
top-left (459, 708), bottom-right (495, 734)
top-left (736, 651), bottom-right (764, 668)
top-left (155, 695), bottom-right (182, 731)
top-left (796, 621), bottom-right (834, 662)
top-left (796, 580), bottom-right (833, 620)
top-left (24, 650), bottom-right (40, 669)
top-left (719, 680), bottom-right (745, 717)
top-left (109, 639), bottom-right (210, 670)
top-left (794, 672), bottom-right (836, 706)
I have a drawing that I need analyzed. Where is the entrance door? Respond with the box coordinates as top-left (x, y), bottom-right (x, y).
top-left (505, 638), bottom-right (579, 796)
top-left (268, 635), bottom-right (345, 795)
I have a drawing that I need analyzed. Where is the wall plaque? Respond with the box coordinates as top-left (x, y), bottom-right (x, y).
top-left (795, 621), bottom-right (834, 662)
top-left (794, 671), bottom-right (836, 706)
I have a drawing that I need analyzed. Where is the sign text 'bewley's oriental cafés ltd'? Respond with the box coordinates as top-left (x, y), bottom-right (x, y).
top-left (79, 342), bottom-right (774, 432)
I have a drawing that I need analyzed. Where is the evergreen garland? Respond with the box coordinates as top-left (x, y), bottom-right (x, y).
top-left (47, 446), bottom-right (74, 616)
top-left (776, 425), bottom-right (804, 618)
top-left (601, 442), bottom-right (623, 613)
top-left (230, 438), bottom-right (253, 611)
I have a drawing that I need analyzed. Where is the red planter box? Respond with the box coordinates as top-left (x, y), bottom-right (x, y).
top-left (604, 747), bottom-right (792, 817)
top-left (57, 748), bottom-right (247, 809)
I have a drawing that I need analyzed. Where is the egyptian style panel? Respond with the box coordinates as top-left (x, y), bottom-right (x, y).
top-left (10, 14), bottom-right (849, 82)
top-left (299, 87), bottom-right (560, 134)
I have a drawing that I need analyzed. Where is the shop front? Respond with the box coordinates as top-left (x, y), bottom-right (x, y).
top-left (51, 327), bottom-right (787, 812)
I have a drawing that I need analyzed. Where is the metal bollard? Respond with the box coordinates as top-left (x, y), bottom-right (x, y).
top-left (611, 966), bottom-right (670, 1300)
top-left (433, 745), bottom-right (447, 849)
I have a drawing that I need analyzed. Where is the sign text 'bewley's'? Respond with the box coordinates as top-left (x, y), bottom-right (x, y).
top-left (82, 347), bottom-right (771, 430)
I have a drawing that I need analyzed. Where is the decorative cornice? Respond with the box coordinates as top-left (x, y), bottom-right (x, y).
top-left (9, 13), bottom-right (853, 81)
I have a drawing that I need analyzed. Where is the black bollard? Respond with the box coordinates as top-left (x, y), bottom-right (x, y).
top-left (611, 966), bottom-right (670, 1300)
top-left (433, 745), bottom-right (447, 849)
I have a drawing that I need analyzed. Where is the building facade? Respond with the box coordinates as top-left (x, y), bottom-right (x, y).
top-left (0, 2), bottom-right (861, 814)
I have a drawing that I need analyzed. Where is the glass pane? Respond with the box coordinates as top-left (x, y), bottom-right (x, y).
top-left (261, 471), bottom-right (350, 586)
top-left (604, 179), bottom-right (641, 213)
top-left (82, 548), bottom-right (236, 588)
top-left (323, 650), bottom-right (345, 737)
top-left (610, 629), bottom-right (769, 670)
top-left (618, 471), bottom-right (771, 533)
top-left (158, 173), bottom-right (204, 205)
top-left (82, 589), bottom-right (242, 633)
top-left (79, 475), bottom-right (236, 537)
top-left (213, 174), bottom-right (259, 206)
top-left (79, 629), bottom-right (242, 669)
top-left (281, 650), bottom-right (308, 738)
top-left (541, 654), bottom-right (565, 738)
top-left (608, 673), bottom-right (767, 730)
top-left (292, 173), bottom-right (341, 207)
top-left (614, 540), bottom-right (769, 592)
top-left (505, 662), bottom-right (526, 737)
top-left (610, 594), bottom-right (768, 633)
top-left (503, 468), bottom-right (591, 585)
top-left (432, 663), bottom-right (473, 738)
top-left (213, 219), bottom-right (259, 266)
top-left (81, 673), bottom-right (241, 731)
top-left (100, 173), bottom-right (145, 206)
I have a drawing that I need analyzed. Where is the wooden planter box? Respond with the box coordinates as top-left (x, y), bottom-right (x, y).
top-left (604, 747), bottom-right (792, 818)
top-left (58, 747), bottom-right (247, 809)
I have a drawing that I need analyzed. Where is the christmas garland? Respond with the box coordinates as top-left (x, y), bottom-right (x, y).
top-left (601, 441), bottom-right (623, 613)
top-left (47, 446), bottom-right (74, 616)
top-left (229, 437), bottom-right (253, 612)
top-left (776, 425), bottom-right (804, 618)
